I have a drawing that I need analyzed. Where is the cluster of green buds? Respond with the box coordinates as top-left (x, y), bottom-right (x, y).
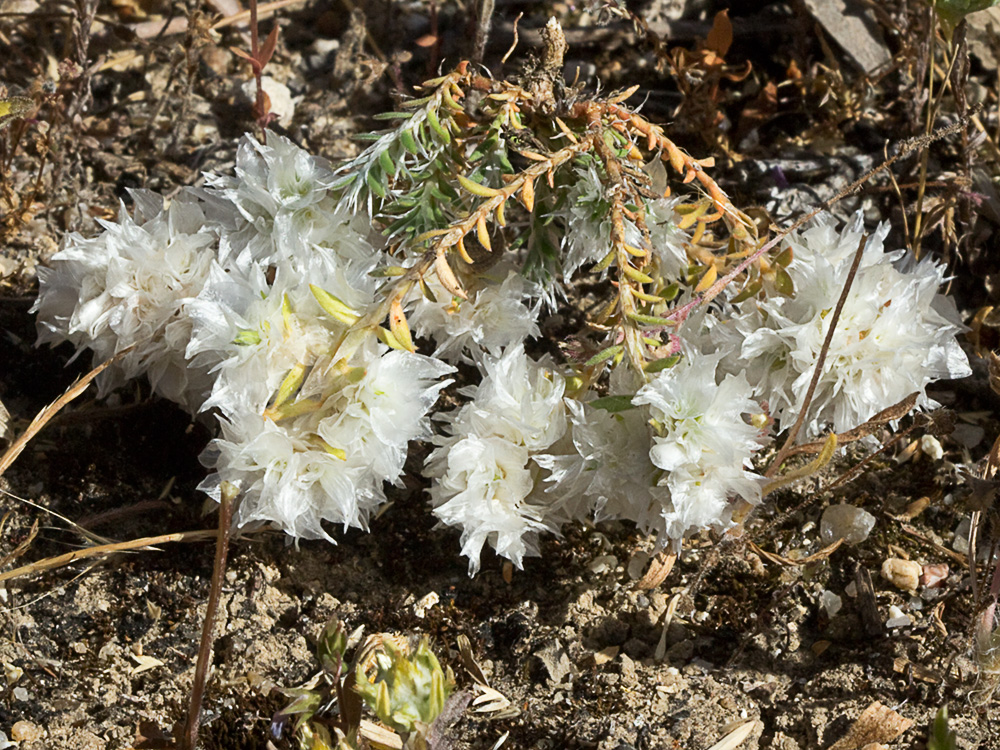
top-left (354, 637), bottom-right (456, 742)
top-left (272, 619), bottom-right (455, 750)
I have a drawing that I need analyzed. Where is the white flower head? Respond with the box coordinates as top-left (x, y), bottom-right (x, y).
top-left (33, 189), bottom-right (219, 412)
top-left (203, 343), bottom-right (453, 542)
top-left (205, 134), bottom-right (381, 273)
top-left (451, 344), bottom-right (567, 450)
top-left (535, 397), bottom-right (658, 525)
top-left (428, 434), bottom-right (546, 575)
top-left (645, 196), bottom-right (689, 279)
top-left (560, 163), bottom-right (612, 281)
top-left (409, 264), bottom-right (540, 362)
top-left (425, 345), bottom-right (568, 573)
top-left (200, 409), bottom-right (378, 540)
top-left (634, 355), bottom-right (765, 542)
top-left (732, 213), bottom-right (971, 437)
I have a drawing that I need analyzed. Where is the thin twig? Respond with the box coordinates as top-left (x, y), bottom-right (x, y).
top-left (180, 483), bottom-right (238, 750)
top-left (666, 112), bottom-right (974, 329)
top-left (502, 12), bottom-right (523, 65)
top-left (0, 349), bottom-right (130, 479)
top-left (765, 233), bottom-right (869, 477)
top-left (0, 529), bottom-right (217, 583)
top-left (472, 0), bottom-right (495, 66)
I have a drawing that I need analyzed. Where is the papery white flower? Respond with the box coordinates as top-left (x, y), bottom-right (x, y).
top-left (217, 133), bottom-right (336, 219)
top-left (560, 163), bottom-right (611, 280)
top-left (186, 239), bottom-right (381, 416)
top-left (202, 343), bottom-right (453, 541)
top-left (207, 134), bottom-right (383, 276)
top-left (559, 167), bottom-right (689, 283)
top-left (426, 345), bottom-right (568, 572)
top-left (449, 345), bottom-right (567, 450)
top-left (645, 196), bottom-right (688, 279)
top-left (200, 409), bottom-right (375, 539)
top-left (33, 189), bottom-right (219, 412)
top-left (317, 346), bottom-right (454, 480)
top-left (729, 213), bottom-right (971, 437)
top-left (535, 397), bottom-right (658, 525)
top-left (409, 265), bottom-right (540, 362)
top-left (633, 356), bottom-right (765, 542)
top-left (428, 435), bottom-right (546, 575)
top-left (188, 263), bottom-right (348, 416)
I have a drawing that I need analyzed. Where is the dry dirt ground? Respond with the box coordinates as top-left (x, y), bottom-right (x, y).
top-left (1, 1), bottom-right (1000, 748)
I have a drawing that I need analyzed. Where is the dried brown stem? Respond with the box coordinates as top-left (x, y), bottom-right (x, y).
top-left (0, 529), bottom-right (216, 583)
top-left (765, 234), bottom-right (869, 478)
top-left (180, 483), bottom-right (238, 750)
top-left (0, 348), bottom-right (131, 480)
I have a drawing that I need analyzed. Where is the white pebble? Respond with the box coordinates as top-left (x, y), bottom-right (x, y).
top-left (820, 504), bottom-right (876, 545)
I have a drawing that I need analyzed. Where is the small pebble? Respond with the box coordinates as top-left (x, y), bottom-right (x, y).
top-left (588, 555), bottom-right (617, 575)
top-left (920, 563), bottom-right (949, 589)
top-left (820, 503), bottom-right (876, 545)
top-left (627, 552), bottom-right (649, 580)
top-left (886, 605), bottom-right (911, 628)
top-left (881, 558), bottom-right (922, 592)
top-left (241, 76), bottom-right (296, 127)
top-left (11, 721), bottom-right (43, 742)
top-left (413, 592), bottom-right (439, 619)
top-left (920, 435), bottom-right (944, 460)
top-left (953, 518), bottom-right (970, 554)
top-left (819, 590), bottom-right (842, 616)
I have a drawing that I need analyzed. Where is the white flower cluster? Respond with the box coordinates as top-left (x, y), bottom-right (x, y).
top-left (425, 345), bottom-right (567, 573)
top-left (534, 356), bottom-right (765, 560)
top-left (32, 132), bottom-right (971, 575)
top-left (35, 135), bottom-right (455, 541)
top-left (559, 163), bottom-right (689, 281)
top-left (704, 214), bottom-right (972, 439)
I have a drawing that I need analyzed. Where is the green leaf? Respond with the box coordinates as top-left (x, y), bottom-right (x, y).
top-left (589, 395), bottom-right (636, 413)
top-left (273, 363), bottom-right (306, 409)
top-left (645, 354), bottom-right (681, 373)
top-left (731, 278), bottom-right (762, 303)
top-left (732, 279), bottom-right (763, 304)
top-left (935, 0), bottom-right (999, 38)
top-left (928, 706), bottom-right (958, 750)
top-left (426, 108), bottom-right (451, 144)
top-left (400, 95), bottom-right (434, 108)
top-left (378, 147), bottom-right (396, 177)
top-left (370, 265), bottom-right (408, 278)
top-left (774, 266), bottom-right (795, 296)
top-left (232, 329), bottom-right (261, 346)
top-left (400, 128), bottom-right (421, 154)
top-left (376, 326), bottom-right (406, 350)
top-left (366, 169), bottom-right (387, 199)
top-left (373, 111), bottom-right (413, 120)
top-left (591, 249), bottom-right (616, 273)
top-left (585, 345), bottom-right (624, 367)
top-left (626, 311), bottom-right (677, 327)
top-left (316, 619), bottom-right (348, 673)
top-left (310, 285), bottom-right (360, 325)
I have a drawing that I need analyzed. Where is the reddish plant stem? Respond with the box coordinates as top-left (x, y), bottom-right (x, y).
top-left (179, 484), bottom-right (237, 750)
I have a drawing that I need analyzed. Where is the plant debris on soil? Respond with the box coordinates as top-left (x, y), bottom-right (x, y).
top-left (2, 0), bottom-right (1000, 748)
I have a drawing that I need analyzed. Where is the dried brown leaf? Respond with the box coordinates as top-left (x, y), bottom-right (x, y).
top-left (826, 701), bottom-right (913, 750)
top-left (635, 550), bottom-right (676, 590)
top-left (705, 10), bottom-right (733, 57)
top-left (259, 25), bottom-right (279, 69)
